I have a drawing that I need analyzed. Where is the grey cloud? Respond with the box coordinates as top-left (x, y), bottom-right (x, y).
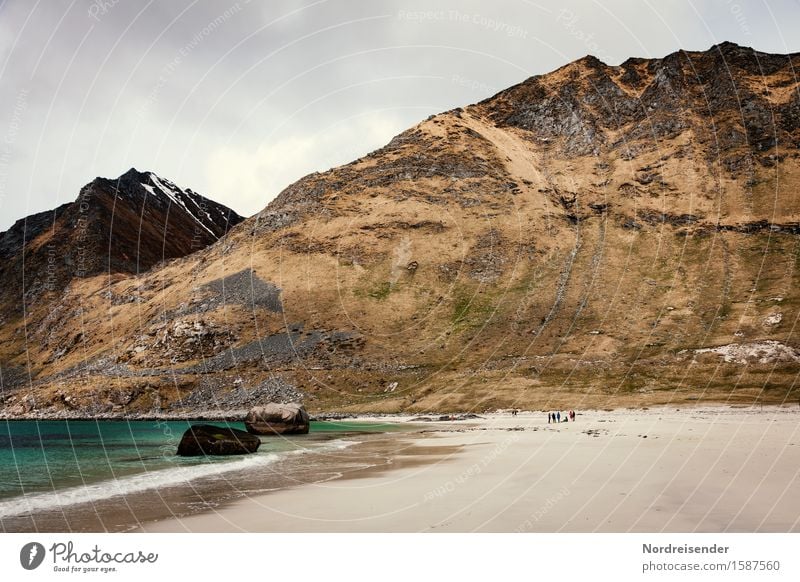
top-left (1, 0), bottom-right (799, 230)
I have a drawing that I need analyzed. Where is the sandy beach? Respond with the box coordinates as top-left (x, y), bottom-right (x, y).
top-left (138, 406), bottom-right (800, 533)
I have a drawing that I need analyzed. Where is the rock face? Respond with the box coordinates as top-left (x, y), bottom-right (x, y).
top-left (4, 43), bottom-right (800, 416)
top-left (176, 424), bottom-right (261, 456)
top-left (0, 168), bottom-right (244, 309)
top-left (245, 403), bottom-right (310, 435)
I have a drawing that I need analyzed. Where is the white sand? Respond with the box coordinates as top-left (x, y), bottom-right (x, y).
top-left (139, 407), bottom-right (800, 532)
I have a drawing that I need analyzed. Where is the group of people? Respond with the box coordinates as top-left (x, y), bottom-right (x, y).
top-left (548, 410), bottom-right (575, 423)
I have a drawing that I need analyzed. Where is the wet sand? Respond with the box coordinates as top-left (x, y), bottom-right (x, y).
top-left (138, 406), bottom-right (800, 532)
top-left (3, 430), bottom-right (439, 533)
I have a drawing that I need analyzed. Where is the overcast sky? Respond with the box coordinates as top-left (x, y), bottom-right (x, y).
top-left (1, 0), bottom-right (799, 230)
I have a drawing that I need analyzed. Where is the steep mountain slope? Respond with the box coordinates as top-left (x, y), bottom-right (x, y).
top-left (0, 168), bottom-right (243, 308)
top-left (0, 170), bottom-right (243, 402)
top-left (2, 42), bottom-right (800, 417)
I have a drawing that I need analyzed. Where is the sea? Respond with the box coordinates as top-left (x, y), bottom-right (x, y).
top-left (0, 419), bottom-right (409, 532)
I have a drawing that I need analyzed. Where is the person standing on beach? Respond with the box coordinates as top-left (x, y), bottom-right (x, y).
top-left (556, 411), bottom-right (561, 423)
top-left (548, 412), bottom-right (551, 424)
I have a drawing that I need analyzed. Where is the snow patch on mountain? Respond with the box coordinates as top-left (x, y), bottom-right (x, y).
top-left (143, 173), bottom-right (215, 236)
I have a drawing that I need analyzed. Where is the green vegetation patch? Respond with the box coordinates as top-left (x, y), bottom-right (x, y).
top-left (451, 287), bottom-right (494, 327)
top-left (367, 281), bottom-right (392, 300)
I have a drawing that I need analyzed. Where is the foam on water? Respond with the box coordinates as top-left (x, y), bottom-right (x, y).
top-left (0, 452), bottom-right (281, 519)
top-left (0, 437), bottom-right (360, 519)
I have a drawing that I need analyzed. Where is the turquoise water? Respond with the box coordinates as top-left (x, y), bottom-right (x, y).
top-left (0, 419), bottom-right (401, 521)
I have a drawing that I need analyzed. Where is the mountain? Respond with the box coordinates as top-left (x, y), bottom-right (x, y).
top-left (2, 42), bottom-right (800, 417)
top-left (0, 168), bottom-right (243, 309)
top-left (0, 170), bottom-right (243, 399)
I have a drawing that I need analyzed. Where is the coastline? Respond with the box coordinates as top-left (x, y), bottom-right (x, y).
top-left (138, 406), bottom-right (800, 533)
top-left (1, 421), bottom-right (434, 533)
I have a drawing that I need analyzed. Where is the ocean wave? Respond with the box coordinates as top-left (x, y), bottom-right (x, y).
top-left (331, 440), bottom-right (358, 450)
top-left (0, 452), bottom-right (284, 519)
top-left (0, 438), bottom-right (359, 519)
top-left (288, 439), bottom-right (358, 454)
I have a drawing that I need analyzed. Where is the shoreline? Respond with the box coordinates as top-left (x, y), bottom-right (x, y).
top-left (1, 422), bottom-right (435, 532)
top-left (3, 401), bottom-right (798, 422)
top-left (138, 406), bottom-right (800, 532)
top-left (3, 405), bottom-right (799, 532)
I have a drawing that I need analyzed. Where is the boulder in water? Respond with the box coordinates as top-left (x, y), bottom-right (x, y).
top-left (176, 424), bottom-right (261, 456)
top-left (245, 403), bottom-right (310, 435)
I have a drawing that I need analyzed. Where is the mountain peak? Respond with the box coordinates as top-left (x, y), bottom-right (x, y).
top-left (477, 40), bottom-right (800, 157)
top-left (710, 40), bottom-right (754, 53)
top-left (87, 170), bottom-right (241, 233)
top-left (104, 168), bottom-right (161, 194)
top-left (0, 171), bottom-right (245, 306)
top-left (573, 54), bottom-right (607, 69)
top-left (120, 166), bottom-right (145, 178)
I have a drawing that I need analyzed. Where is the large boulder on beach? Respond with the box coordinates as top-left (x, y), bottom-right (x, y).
top-left (245, 403), bottom-right (310, 435)
top-left (176, 424), bottom-right (261, 456)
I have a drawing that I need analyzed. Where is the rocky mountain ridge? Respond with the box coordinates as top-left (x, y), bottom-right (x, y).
top-left (2, 42), bottom-right (800, 417)
top-left (0, 168), bottom-right (243, 309)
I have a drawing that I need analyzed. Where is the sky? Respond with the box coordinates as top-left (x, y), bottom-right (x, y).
top-left (1, 0), bottom-right (800, 230)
